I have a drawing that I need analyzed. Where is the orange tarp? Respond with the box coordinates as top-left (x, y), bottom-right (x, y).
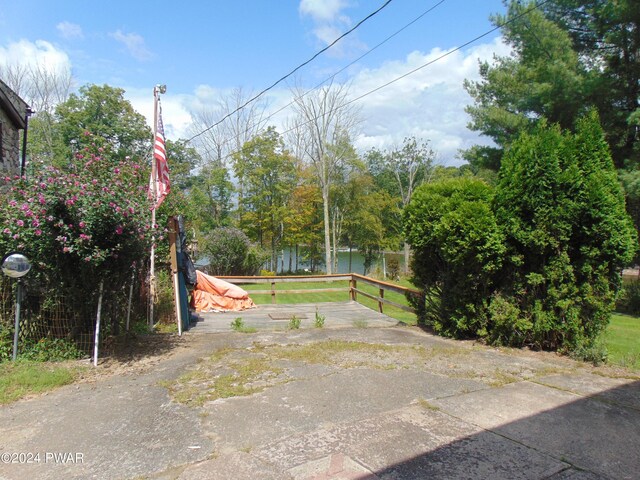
top-left (190, 270), bottom-right (256, 313)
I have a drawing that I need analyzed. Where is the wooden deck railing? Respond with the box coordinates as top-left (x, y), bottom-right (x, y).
top-left (218, 273), bottom-right (425, 316)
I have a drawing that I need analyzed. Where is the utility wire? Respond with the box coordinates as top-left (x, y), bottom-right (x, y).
top-left (186, 0), bottom-right (394, 144)
top-left (190, 0), bottom-right (447, 159)
top-left (229, 0), bottom-right (448, 148)
top-left (343, 0), bottom-right (552, 110)
top-left (198, 0), bottom-right (551, 166)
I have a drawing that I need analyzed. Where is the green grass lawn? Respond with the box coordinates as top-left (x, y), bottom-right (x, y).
top-left (239, 279), bottom-right (420, 325)
top-left (0, 361), bottom-right (81, 404)
top-left (605, 314), bottom-right (640, 370)
top-left (241, 279), bottom-right (639, 368)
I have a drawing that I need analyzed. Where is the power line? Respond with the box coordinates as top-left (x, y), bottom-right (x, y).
top-left (202, 0), bottom-right (551, 167)
top-left (191, 0), bottom-right (447, 159)
top-left (186, 0), bottom-right (394, 144)
top-left (239, 0), bottom-right (448, 143)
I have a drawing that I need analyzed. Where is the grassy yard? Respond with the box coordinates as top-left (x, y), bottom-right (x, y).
top-left (0, 361), bottom-right (81, 404)
top-left (241, 278), bottom-right (639, 369)
top-left (240, 279), bottom-right (419, 325)
top-left (606, 314), bottom-right (640, 370)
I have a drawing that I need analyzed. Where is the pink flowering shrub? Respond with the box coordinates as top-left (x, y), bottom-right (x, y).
top-left (0, 140), bottom-right (154, 288)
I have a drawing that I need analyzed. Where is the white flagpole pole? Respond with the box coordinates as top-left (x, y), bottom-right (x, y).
top-left (149, 86), bottom-right (160, 328)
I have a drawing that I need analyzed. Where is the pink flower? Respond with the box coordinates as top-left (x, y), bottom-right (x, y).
top-left (116, 226), bottom-right (123, 235)
top-left (9, 200), bottom-right (17, 207)
top-left (63, 247), bottom-right (70, 253)
top-left (79, 221), bottom-right (86, 228)
top-left (16, 219), bottom-right (24, 227)
top-left (31, 219), bottom-right (40, 227)
top-left (35, 229), bottom-right (42, 236)
top-left (114, 168), bottom-right (120, 174)
top-left (3, 228), bottom-right (11, 234)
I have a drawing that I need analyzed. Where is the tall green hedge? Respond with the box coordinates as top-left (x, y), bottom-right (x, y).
top-left (493, 111), bottom-right (637, 350)
top-left (404, 178), bottom-right (505, 337)
top-left (405, 111), bottom-right (637, 352)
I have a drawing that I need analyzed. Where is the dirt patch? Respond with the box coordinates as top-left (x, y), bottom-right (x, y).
top-left (71, 332), bottom-right (190, 383)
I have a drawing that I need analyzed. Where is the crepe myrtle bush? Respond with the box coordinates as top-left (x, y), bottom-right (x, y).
top-left (0, 134), bottom-right (156, 291)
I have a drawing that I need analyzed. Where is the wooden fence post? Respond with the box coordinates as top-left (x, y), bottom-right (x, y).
top-left (271, 281), bottom-right (276, 304)
top-left (378, 287), bottom-right (384, 313)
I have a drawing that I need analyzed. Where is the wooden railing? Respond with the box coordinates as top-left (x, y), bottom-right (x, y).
top-left (218, 273), bottom-right (424, 316)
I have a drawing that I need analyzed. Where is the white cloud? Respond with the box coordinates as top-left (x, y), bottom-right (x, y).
top-left (130, 37), bottom-right (511, 167)
top-left (124, 87), bottom-right (193, 141)
top-left (56, 21), bottom-right (83, 39)
top-left (299, 0), bottom-right (349, 22)
top-left (109, 30), bottom-right (153, 61)
top-left (299, 0), bottom-right (362, 57)
top-left (347, 36), bottom-right (512, 165)
top-left (0, 39), bottom-right (71, 72)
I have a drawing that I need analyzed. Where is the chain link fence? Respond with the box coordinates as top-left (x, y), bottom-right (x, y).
top-left (0, 268), bottom-right (158, 361)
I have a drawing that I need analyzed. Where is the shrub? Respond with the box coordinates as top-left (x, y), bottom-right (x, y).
top-left (202, 228), bottom-right (269, 276)
top-left (0, 139), bottom-right (152, 288)
top-left (202, 227), bottom-right (249, 276)
top-left (404, 178), bottom-right (505, 338)
top-left (615, 280), bottom-right (640, 315)
top-left (21, 337), bottom-right (85, 362)
top-left (0, 326), bottom-right (12, 362)
top-left (493, 112), bottom-right (637, 350)
top-left (386, 258), bottom-right (400, 281)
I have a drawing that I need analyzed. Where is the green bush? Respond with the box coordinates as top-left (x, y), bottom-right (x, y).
top-left (404, 178), bottom-right (505, 338)
top-left (615, 280), bottom-right (640, 315)
top-left (405, 112), bottom-right (636, 354)
top-left (0, 327), bottom-right (13, 362)
top-left (493, 112), bottom-right (637, 350)
top-left (20, 338), bottom-right (85, 362)
top-left (202, 228), bottom-right (269, 276)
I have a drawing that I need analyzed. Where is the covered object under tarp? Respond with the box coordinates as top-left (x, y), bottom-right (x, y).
top-left (190, 270), bottom-right (256, 313)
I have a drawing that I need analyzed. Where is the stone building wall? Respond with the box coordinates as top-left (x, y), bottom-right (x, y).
top-left (0, 79), bottom-right (29, 176)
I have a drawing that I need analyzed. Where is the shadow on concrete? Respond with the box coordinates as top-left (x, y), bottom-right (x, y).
top-left (101, 332), bottom-right (186, 363)
top-left (364, 380), bottom-right (640, 480)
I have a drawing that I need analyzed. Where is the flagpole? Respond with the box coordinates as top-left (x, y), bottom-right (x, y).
top-left (149, 84), bottom-right (166, 327)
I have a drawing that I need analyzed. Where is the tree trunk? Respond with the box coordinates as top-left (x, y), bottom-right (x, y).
top-left (332, 214), bottom-right (338, 273)
top-left (404, 242), bottom-right (411, 275)
top-left (322, 186), bottom-right (332, 274)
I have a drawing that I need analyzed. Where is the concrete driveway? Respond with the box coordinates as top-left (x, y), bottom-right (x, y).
top-left (0, 321), bottom-right (638, 480)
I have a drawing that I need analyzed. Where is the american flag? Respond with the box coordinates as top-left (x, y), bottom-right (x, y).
top-left (152, 102), bottom-right (170, 208)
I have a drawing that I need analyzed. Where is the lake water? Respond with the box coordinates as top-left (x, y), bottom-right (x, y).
top-left (275, 249), bottom-right (406, 276)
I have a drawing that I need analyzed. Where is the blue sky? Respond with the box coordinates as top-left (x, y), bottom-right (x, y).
top-left (0, 0), bottom-right (510, 165)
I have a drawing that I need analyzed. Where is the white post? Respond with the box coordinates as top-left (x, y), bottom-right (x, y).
top-left (173, 271), bottom-right (182, 336)
top-left (12, 281), bottom-right (22, 361)
top-left (93, 280), bottom-right (104, 367)
top-left (126, 268), bottom-right (135, 332)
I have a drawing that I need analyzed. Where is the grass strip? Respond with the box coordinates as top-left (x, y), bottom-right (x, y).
top-left (0, 361), bottom-right (80, 404)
